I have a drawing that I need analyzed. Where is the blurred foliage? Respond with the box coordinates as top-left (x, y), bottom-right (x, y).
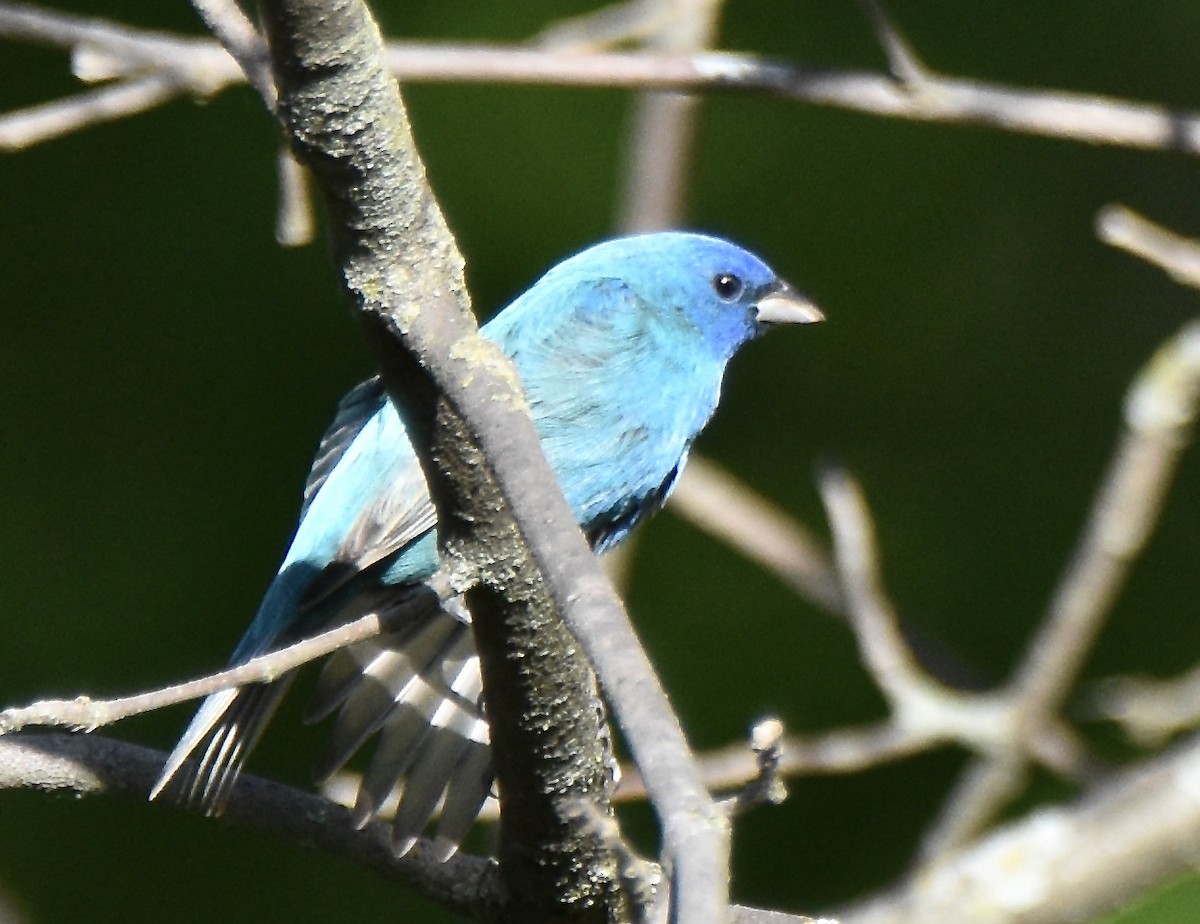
top-left (2, 1), bottom-right (1200, 921)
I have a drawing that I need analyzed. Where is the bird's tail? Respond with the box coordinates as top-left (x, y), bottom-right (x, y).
top-left (304, 599), bottom-right (493, 860)
top-left (148, 674), bottom-right (295, 813)
top-left (149, 567), bottom-right (310, 813)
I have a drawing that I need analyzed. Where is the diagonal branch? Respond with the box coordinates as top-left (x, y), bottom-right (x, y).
top-left (0, 73), bottom-right (180, 149)
top-left (669, 458), bottom-right (842, 613)
top-left (838, 730), bottom-right (1200, 924)
top-left (1098, 205), bottom-right (1200, 290)
top-left (251, 0), bottom-right (727, 919)
top-left (187, 0), bottom-right (274, 106)
top-left (924, 315), bottom-right (1200, 855)
top-left (0, 578), bottom-right (448, 734)
top-left (853, 0), bottom-right (930, 87)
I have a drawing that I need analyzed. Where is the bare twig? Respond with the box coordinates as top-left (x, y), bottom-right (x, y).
top-left (4, 4), bottom-right (1200, 157)
top-left (1098, 205), bottom-right (1200, 290)
top-left (378, 47), bottom-right (1200, 156)
top-left (1086, 664), bottom-right (1200, 746)
top-left (721, 717), bottom-right (788, 816)
top-left (187, 0), bottom-right (273, 106)
top-left (536, 0), bottom-right (677, 51)
top-left (853, 0), bottom-right (929, 87)
top-left (0, 4), bottom-right (234, 86)
top-left (320, 717), bottom-right (957, 823)
top-left (669, 458), bottom-right (843, 612)
top-left (1018, 315), bottom-right (1200, 722)
top-left (838, 730), bottom-right (1200, 924)
top-left (0, 73), bottom-right (180, 150)
top-left (819, 466), bottom-right (927, 697)
top-left (0, 580), bottom-right (448, 735)
top-left (0, 731), bottom-right (503, 917)
top-left (274, 144), bottom-right (315, 246)
top-left (615, 0), bottom-right (725, 233)
top-left (818, 466), bottom-right (1015, 752)
top-left (924, 317), bottom-right (1200, 854)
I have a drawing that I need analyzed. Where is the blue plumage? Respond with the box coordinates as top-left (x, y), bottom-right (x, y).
top-left (151, 231), bottom-right (822, 857)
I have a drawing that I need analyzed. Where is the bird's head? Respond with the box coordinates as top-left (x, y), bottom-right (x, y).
top-left (553, 232), bottom-right (823, 361)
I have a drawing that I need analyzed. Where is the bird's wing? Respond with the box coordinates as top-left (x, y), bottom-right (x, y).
top-left (291, 384), bottom-right (441, 611)
top-left (301, 376), bottom-right (389, 519)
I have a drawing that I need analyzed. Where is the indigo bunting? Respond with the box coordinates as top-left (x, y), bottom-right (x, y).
top-left (151, 231), bottom-right (822, 858)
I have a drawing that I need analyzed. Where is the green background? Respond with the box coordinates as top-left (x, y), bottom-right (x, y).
top-left (4, 1), bottom-right (1200, 921)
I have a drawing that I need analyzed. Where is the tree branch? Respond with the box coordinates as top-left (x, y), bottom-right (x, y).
top-left (251, 0), bottom-right (725, 918)
top-left (924, 314), bottom-right (1200, 854)
top-left (0, 731), bottom-right (502, 918)
top-left (1, 731), bottom-right (837, 923)
top-left (1098, 205), bottom-right (1200, 290)
top-left (4, 3), bottom-right (1200, 157)
top-left (0, 580), bottom-right (447, 734)
top-left (10, 722), bottom-right (1200, 924)
top-left (839, 731), bottom-right (1200, 924)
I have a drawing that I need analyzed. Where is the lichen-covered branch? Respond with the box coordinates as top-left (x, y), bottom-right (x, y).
top-left (252, 0), bottom-right (726, 919)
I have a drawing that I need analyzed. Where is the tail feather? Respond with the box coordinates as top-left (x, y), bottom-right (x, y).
top-left (150, 677), bottom-right (294, 814)
top-left (303, 624), bottom-right (426, 725)
top-left (390, 726), bottom-right (479, 858)
top-left (395, 646), bottom-right (490, 858)
top-left (432, 734), bottom-right (493, 860)
top-left (352, 699), bottom-right (438, 826)
top-left (309, 615), bottom-right (462, 782)
top-left (310, 608), bottom-right (492, 855)
top-left (156, 592), bottom-right (497, 856)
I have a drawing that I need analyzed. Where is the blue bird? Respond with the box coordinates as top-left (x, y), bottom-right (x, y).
top-left (151, 231), bottom-right (822, 858)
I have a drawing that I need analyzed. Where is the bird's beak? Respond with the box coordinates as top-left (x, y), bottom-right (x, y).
top-left (754, 280), bottom-right (824, 325)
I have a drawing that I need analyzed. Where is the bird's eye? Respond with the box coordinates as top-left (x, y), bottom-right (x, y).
top-left (712, 273), bottom-right (745, 301)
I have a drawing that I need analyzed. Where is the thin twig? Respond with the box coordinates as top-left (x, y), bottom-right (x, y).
top-left (924, 317), bottom-right (1200, 855)
top-left (187, 0), bottom-right (274, 106)
top-left (853, 0), bottom-right (929, 86)
top-left (1098, 204), bottom-right (1200, 290)
top-left (721, 717), bottom-right (788, 816)
top-left (274, 144), bottom-right (314, 246)
top-left (819, 466), bottom-right (926, 697)
top-left (817, 466), bottom-right (1030, 756)
top-left (615, 0), bottom-right (725, 233)
top-left (536, 0), bottom-right (676, 51)
top-left (1020, 317), bottom-right (1200, 725)
top-left (319, 717), bottom-right (956, 823)
top-left (669, 458), bottom-right (843, 612)
top-left (4, 5), bottom-right (1200, 156)
top-left (0, 579), bottom-right (449, 734)
top-left (0, 74), bottom-right (179, 150)
top-left (837, 731), bottom-right (1200, 924)
top-left (1086, 664), bottom-right (1200, 745)
top-left (0, 4), bottom-right (233, 83)
top-left (374, 46), bottom-right (1200, 156)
